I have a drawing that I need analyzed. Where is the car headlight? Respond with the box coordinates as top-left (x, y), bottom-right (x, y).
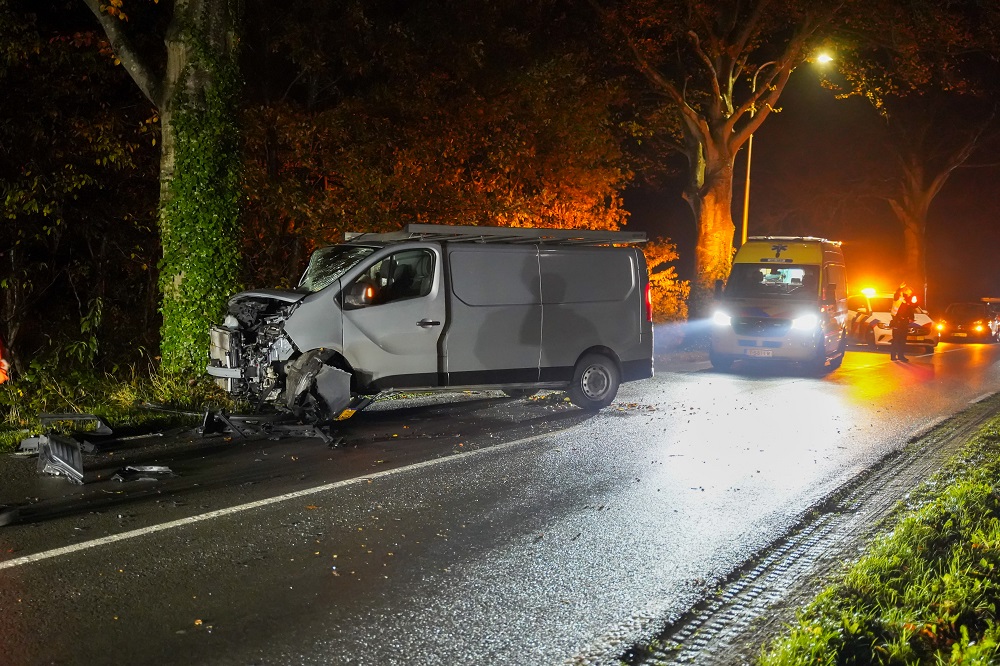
top-left (712, 310), bottom-right (732, 326)
top-left (876, 322), bottom-right (892, 330)
top-left (791, 313), bottom-right (819, 330)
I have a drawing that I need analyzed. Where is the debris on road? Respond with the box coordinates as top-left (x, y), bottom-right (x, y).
top-left (198, 409), bottom-right (338, 444)
top-left (18, 412), bottom-right (112, 454)
top-left (39, 413), bottom-right (113, 437)
top-left (111, 465), bottom-right (176, 483)
top-left (36, 434), bottom-right (85, 484)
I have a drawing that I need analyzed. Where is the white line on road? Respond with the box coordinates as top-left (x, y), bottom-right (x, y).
top-left (0, 430), bottom-right (556, 571)
top-left (970, 392), bottom-right (996, 404)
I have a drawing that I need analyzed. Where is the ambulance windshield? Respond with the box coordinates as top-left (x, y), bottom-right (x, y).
top-left (726, 265), bottom-right (820, 300)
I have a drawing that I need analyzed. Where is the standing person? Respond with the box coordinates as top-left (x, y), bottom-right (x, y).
top-left (890, 289), bottom-right (915, 362)
top-left (891, 281), bottom-right (907, 318)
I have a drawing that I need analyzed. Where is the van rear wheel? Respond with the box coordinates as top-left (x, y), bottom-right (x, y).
top-left (568, 353), bottom-right (620, 410)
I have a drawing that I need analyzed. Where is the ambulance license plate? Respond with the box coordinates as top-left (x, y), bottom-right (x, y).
top-left (955, 332), bottom-right (967, 337)
top-left (746, 349), bottom-right (773, 357)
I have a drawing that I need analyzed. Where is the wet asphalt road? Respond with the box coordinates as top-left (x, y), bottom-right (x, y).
top-left (2, 341), bottom-right (1000, 665)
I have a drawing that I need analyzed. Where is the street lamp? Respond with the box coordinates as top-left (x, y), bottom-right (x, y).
top-left (739, 53), bottom-right (833, 247)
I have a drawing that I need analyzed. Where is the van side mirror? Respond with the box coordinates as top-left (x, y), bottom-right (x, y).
top-left (824, 284), bottom-right (837, 305)
top-left (714, 279), bottom-right (724, 298)
top-left (343, 282), bottom-right (373, 309)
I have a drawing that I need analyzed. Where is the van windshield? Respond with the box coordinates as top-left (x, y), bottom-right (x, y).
top-left (299, 245), bottom-right (377, 293)
top-left (726, 264), bottom-right (820, 300)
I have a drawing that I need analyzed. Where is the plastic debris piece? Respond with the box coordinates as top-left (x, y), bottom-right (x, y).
top-left (36, 435), bottom-right (85, 484)
top-left (110, 465), bottom-right (176, 483)
top-left (17, 436), bottom-right (43, 454)
top-left (39, 413), bottom-right (113, 437)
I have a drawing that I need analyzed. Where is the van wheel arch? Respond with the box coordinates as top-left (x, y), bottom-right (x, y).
top-left (283, 349), bottom-right (357, 423)
top-left (829, 332), bottom-right (847, 370)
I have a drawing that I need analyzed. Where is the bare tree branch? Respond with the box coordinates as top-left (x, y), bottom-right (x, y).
top-left (81, 0), bottom-right (162, 107)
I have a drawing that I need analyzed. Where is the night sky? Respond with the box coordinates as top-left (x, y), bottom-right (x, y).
top-left (624, 66), bottom-right (1000, 314)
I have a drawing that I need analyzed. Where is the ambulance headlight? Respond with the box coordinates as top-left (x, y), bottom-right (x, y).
top-left (712, 310), bottom-right (732, 327)
top-left (791, 314), bottom-right (819, 331)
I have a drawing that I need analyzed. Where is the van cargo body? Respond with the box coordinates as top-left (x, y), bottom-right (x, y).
top-left (709, 236), bottom-right (848, 373)
top-left (207, 225), bottom-right (653, 421)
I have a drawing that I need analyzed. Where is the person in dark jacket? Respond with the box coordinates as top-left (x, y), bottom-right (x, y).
top-left (890, 289), bottom-right (916, 362)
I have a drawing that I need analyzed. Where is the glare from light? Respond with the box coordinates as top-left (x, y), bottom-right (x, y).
top-left (861, 287), bottom-right (876, 297)
top-left (791, 314), bottom-right (819, 330)
top-left (712, 311), bottom-right (732, 327)
top-left (815, 52), bottom-right (834, 64)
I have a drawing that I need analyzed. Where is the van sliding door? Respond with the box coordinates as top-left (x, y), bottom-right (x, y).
top-left (443, 246), bottom-right (542, 385)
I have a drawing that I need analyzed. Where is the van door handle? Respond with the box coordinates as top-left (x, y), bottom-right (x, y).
top-left (417, 319), bottom-right (441, 328)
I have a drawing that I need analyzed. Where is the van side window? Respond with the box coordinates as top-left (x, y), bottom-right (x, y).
top-left (347, 250), bottom-right (434, 309)
top-left (824, 265), bottom-right (847, 302)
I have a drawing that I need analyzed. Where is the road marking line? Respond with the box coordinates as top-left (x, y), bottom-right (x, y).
top-left (0, 430), bottom-right (557, 571)
top-left (970, 392), bottom-right (995, 404)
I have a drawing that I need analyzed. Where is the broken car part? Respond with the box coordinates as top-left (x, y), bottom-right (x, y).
top-left (36, 434), bottom-right (85, 484)
top-left (111, 465), bottom-right (175, 483)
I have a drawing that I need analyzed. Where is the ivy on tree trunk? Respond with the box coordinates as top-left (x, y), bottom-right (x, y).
top-left (159, 35), bottom-right (242, 372)
top-left (84, 0), bottom-right (243, 373)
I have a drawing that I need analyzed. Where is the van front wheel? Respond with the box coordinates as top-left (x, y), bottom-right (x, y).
top-left (568, 354), bottom-right (620, 410)
top-left (709, 352), bottom-right (733, 371)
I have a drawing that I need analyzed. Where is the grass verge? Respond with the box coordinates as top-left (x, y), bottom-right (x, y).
top-left (759, 418), bottom-right (1000, 664)
top-left (0, 367), bottom-right (234, 453)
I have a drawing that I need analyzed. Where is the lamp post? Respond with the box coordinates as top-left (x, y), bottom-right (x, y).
top-left (740, 54), bottom-right (833, 247)
top-left (740, 60), bottom-right (777, 247)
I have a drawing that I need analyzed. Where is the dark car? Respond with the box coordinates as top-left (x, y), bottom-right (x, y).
top-left (936, 302), bottom-right (1000, 342)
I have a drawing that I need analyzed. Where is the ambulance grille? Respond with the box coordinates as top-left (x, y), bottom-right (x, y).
top-left (732, 317), bottom-right (791, 337)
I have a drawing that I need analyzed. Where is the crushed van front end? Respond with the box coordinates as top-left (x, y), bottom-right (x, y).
top-left (207, 291), bottom-right (303, 399)
top-left (206, 290), bottom-right (353, 422)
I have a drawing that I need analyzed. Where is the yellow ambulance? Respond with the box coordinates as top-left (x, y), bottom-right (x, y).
top-left (709, 236), bottom-right (849, 373)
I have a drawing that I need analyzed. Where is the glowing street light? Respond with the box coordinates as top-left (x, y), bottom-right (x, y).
top-left (740, 53), bottom-right (833, 246)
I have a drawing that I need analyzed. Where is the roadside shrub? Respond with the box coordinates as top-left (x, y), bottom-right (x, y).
top-left (643, 237), bottom-right (690, 324)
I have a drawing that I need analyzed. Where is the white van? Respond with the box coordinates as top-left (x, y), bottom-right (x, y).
top-left (207, 225), bottom-right (653, 421)
top-left (709, 236), bottom-right (848, 372)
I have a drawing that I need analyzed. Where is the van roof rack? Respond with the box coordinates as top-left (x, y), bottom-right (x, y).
top-left (344, 224), bottom-right (646, 246)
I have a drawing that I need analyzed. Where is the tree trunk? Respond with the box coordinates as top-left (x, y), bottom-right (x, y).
top-left (683, 134), bottom-right (736, 317)
top-left (157, 0), bottom-right (243, 372)
top-left (888, 194), bottom-right (929, 306)
top-left (84, 0), bottom-right (242, 373)
top-left (886, 151), bottom-right (937, 304)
